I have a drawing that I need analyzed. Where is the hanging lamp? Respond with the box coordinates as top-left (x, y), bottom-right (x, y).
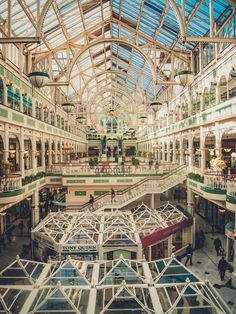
top-left (28, 72), bottom-right (50, 88)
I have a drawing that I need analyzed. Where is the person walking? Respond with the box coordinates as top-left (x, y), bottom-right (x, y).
top-left (218, 256), bottom-right (228, 281)
top-left (111, 188), bottom-right (115, 203)
top-left (88, 194), bottom-right (95, 209)
top-left (185, 244), bottom-right (193, 266)
top-left (214, 237), bottom-right (222, 256)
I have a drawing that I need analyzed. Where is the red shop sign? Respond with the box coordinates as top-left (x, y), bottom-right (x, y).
top-left (140, 217), bottom-right (193, 248)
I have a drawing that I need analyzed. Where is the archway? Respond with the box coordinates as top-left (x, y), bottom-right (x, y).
top-left (203, 87), bottom-right (210, 110)
top-left (36, 139), bottom-right (42, 167)
top-left (204, 133), bottom-right (216, 169)
top-left (192, 136), bottom-right (200, 168)
top-left (228, 72), bottom-right (236, 99)
top-left (221, 129), bottom-right (236, 173)
top-left (9, 135), bottom-right (21, 172)
top-left (209, 83), bottom-right (216, 107)
top-left (192, 94), bottom-right (201, 115)
top-left (24, 137), bottom-right (33, 171)
top-left (219, 76), bottom-right (228, 103)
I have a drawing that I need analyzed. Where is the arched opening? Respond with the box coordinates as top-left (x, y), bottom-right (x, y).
top-left (36, 139), bottom-right (42, 167)
top-left (36, 102), bottom-right (42, 120)
top-left (24, 138), bottom-right (33, 170)
top-left (14, 88), bottom-right (21, 111)
top-left (203, 88), bottom-right (210, 110)
top-left (175, 140), bottom-right (180, 164)
top-left (228, 72), bottom-right (236, 99)
top-left (209, 83), bottom-right (216, 107)
top-left (9, 135), bottom-right (21, 172)
top-left (183, 138), bottom-right (188, 165)
top-left (204, 133), bottom-right (216, 169)
top-left (51, 141), bottom-right (56, 164)
top-left (192, 94), bottom-right (201, 115)
top-left (7, 84), bottom-right (14, 109)
top-left (45, 141), bottom-right (49, 166)
top-left (219, 76), bottom-right (228, 103)
top-left (221, 129), bottom-right (236, 174)
top-left (0, 78), bottom-right (4, 105)
top-left (193, 136), bottom-right (200, 168)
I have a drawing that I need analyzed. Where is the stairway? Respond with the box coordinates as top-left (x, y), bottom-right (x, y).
top-left (69, 165), bottom-right (188, 212)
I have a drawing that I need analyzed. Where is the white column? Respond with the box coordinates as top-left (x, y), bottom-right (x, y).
top-left (32, 190), bottom-right (40, 227)
top-left (48, 138), bottom-right (52, 166)
top-left (179, 136), bottom-right (184, 165)
top-left (200, 127), bottom-right (205, 174)
top-left (187, 187), bottom-right (194, 215)
top-left (3, 123), bottom-right (9, 161)
top-left (166, 140), bottom-right (170, 162)
top-left (32, 132), bottom-right (37, 175)
top-left (54, 139), bottom-right (58, 163)
top-left (173, 139), bottom-right (176, 164)
top-left (41, 138), bottom-right (45, 170)
top-left (19, 128), bottom-right (25, 177)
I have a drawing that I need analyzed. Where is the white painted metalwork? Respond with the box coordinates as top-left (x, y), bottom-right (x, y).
top-left (0, 175), bottom-right (22, 192)
top-left (0, 255), bottom-right (231, 313)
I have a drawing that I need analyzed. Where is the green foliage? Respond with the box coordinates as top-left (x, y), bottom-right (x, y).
top-left (22, 172), bottom-right (45, 186)
top-left (89, 157), bottom-right (99, 167)
top-left (131, 157), bottom-right (140, 166)
top-left (188, 172), bottom-right (204, 183)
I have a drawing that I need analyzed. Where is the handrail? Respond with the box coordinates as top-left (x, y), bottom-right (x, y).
top-left (78, 165), bottom-right (187, 211)
top-left (0, 175), bottom-right (22, 193)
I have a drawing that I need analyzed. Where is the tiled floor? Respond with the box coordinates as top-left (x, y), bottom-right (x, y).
top-left (183, 233), bottom-right (236, 314)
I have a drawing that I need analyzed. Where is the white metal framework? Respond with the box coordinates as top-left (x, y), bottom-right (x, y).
top-left (32, 203), bottom-right (191, 260)
top-left (0, 255), bottom-right (231, 313)
top-left (1, 1), bottom-right (235, 134)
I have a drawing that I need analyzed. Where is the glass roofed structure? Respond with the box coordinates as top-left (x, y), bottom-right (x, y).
top-left (0, 255), bottom-right (231, 313)
top-left (32, 203), bottom-right (192, 261)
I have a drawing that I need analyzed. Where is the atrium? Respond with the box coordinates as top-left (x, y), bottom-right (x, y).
top-left (0, 0), bottom-right (236, 313)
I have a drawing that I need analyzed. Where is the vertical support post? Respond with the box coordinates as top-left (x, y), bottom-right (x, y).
top-left (3, 123), bottom-right (9, 161)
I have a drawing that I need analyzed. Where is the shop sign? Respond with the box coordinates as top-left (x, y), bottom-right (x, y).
top-left (63, 245), bottom-right (97, 252)
top-left (225, 221), bottom-right (236, 241)
top-left (141, 217), bottom-right (193, 248)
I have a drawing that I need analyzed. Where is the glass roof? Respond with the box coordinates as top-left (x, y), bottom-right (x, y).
top-left (0, 256), bottom-right (231, 313)
top-left (0, 0), bottom-right (234, 132)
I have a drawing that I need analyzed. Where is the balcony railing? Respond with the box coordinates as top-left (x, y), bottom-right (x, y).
top-left (204, 173), bottom-right (228, 190)
top-left (0, 175), bottom-right (22, 193)
top-left (227, 178), bottom-right (236, 198)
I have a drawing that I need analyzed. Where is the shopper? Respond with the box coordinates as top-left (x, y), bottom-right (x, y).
top-left (199, 229), bottom-right (205, 248)
top-left (111, 188), bottom-right (115, 203)
top-left (185, 244), bottom-right (193, 266)
top-left (218, 256), bottom-right (228, 281)
top-left (18, 221), bottom-right (25, 236)
top-left (214, 238), bottom-right (222, 256)
top-left (88, 194), bottom-right (95, 209)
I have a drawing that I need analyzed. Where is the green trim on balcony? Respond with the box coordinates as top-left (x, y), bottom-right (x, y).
top-left (50, 178), bottom-right (62, 182)
top-left (28, 183), bottom-right (37, 191)
top-left (66, 179), bottom-right (86, 184)
top-left (188, 180), bottom-right (198, 188)
top-left (12, 112), bottom-right (24, 123)
top-left (94, 191), bottom-right (109, 196)
top-left (117, 179), bottom-right (133, 183)
top-left (226, 195), bottom-right (236, 205)
top-left (27, 118), bottom-right (35, 127)
top-left (201, 186), bottom-right (226, 194)
top-left (93, 179), bottom-right (109, 183)
top-left (74, 191), bottom-right (87, 196)
top-left (0, 108), bottom-right (8, 118)
top-left (0, 189), bottom-right (23, 197)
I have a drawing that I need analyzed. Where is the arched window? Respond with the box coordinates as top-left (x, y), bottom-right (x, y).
top-left (22, 94), bottom-right (27, 113)
top-left (0, 78), bottom-right (4, 105)
top-left (219, 76), bottom-right (227, 102)
top-left (209, 83), bottom-right (216, 107)
top-left (14, 88), bottom-right (20, 111)
top-left (28, 97), bottom-right (32, 116)
top-left (203, 88), bottom-right (210, 110)
top-left (192, 94), bottom-right (201, 114)
top-left (50, 112), bottom-right (55, 126)
top-left (7, 84), bottom-right (14, 108)
top-left (228, 71), bottom-right (236, 99)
